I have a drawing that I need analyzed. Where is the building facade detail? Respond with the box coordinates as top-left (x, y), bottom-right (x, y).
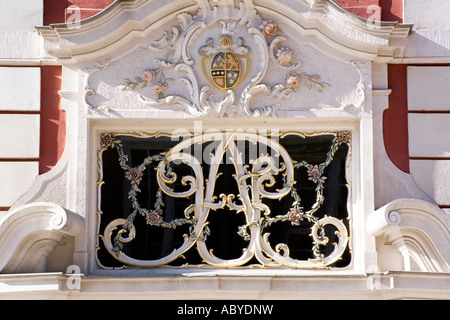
top-left (0, 0), bottom-right (449, 299)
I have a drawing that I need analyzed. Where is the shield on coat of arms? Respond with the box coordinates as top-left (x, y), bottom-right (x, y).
top-left (199, 34), bottom-right (250, 91)
top-left (210, 51), bottom-right (241, 90)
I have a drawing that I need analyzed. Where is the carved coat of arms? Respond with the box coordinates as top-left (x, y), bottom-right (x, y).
top-left (113, 0), bottom-right (330, 117)
top-left (199, 34), bottom-right (250, 90)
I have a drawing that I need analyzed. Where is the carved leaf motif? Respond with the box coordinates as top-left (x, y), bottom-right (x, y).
top-left (115, 0), bottom-right (329, 117)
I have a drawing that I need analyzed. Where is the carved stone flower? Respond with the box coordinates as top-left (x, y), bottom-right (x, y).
top-left (286, 75), bottom-right (301, 89)
top-left (152, 82), bottom-right (168, 99)
top-left (276, 47), bottom-right (295, 66)
top-left (125, 167), bottom-right (143, 185)
top-left (260, 20), bottom-right (278, 36)
top-left (286, 207), bottom-right (304, 226)
top-left (100, 132), bottom-right (115, 149)
top-left (307, 165), bottom-right (321, 184)
top-left (142, 70), bottom-right (156, 82)
top-left (145, 209), bottom-right (163, 226)
top-left (337, 131), bottom-right (351, 145)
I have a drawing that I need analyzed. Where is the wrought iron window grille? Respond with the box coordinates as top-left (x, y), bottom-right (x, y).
top-left (95, 130), bottom-right (352, 269)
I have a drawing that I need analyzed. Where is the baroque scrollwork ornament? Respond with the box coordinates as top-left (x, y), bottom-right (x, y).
top-left (96, 130), bottom-right (351, 269)
top-left (117, 0), bottom-right (329, 118)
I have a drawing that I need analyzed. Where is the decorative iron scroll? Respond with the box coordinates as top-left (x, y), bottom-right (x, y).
top-left (96, 130), bottom-right (351, 269)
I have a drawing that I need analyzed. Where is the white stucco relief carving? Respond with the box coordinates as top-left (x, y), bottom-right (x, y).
top-left (19, 0), bottom-right (443, 283)
top-left (83, 0), bottom-right (367, 117)
top-left (84, 59), bottom-right (111, 111)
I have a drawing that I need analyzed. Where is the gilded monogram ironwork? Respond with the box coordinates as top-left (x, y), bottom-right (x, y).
top-left (96, 130), bottom-right (352, 269)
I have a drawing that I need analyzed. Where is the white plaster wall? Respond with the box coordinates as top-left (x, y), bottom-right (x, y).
top-left (0, 115), bottom-right (40, 158)
top-left (404, 0), bottom-right (450, 30)
top-left (407, 66), bottom-right (450, 207)
top-left (0, 114), bottom-right (40, 207)
top-left (0, 1), bottom-right (43, 31)
top-left (0, 0), bottom-right (43, 209)
top-left (0, 68), bottom-right (41, 209)
top-left (0, 68), bottom-right (41, 111)
top-left (407, 67), bottom-right (450, 111)
top-left (403, 0), bottom-right (450, 60)
top-left (410, 160), bottom-right (450, 206)
top-left (408, 114), bottom-right (450, 157)
top-left (0, 0), bottom-right (43, 59)
top-left (0, 162), bottom-right (38, 207)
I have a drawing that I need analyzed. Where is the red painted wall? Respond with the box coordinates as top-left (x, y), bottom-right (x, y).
top-left (69, 0), bottom-right (114, 7)
top-left (40, 67), bottom-right (66, 174)
top-left (384, 65), bottom-right (410, 173)
top-left (42, 0), bottom-right (115, 173)
top-left (379, 0), bottom-right (403, 22)
top-left (44, 0), bottom-right (115, 24)
top-left (44, 0), bottom-right (403, 24)
top-left (334, 0), bottom-right (403, 22)
top-left (43, 0), bottom-right (69, 25)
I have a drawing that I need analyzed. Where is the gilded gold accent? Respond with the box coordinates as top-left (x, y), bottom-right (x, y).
top-left (96, 130), bottom-right (352, 269)
top-left (219, 34), bottom-right (232, 48)
top-left (200, 34), bottom-right (250, 91)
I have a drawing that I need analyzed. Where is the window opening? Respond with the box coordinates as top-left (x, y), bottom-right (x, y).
top-left (95, 130), bottom-right (351, 269)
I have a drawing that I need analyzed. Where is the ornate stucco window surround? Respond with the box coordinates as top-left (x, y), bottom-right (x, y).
top-left (34, 0), bottom-right (412, 280)
top-left (91, 120), bottom-right (358, 272)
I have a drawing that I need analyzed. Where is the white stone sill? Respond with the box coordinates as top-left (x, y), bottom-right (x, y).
top-left (88, 267), bottom-right (361, 278)
top-left (0, 271), bottom-right (449, 299)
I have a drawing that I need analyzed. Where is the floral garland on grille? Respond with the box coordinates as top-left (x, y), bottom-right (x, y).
top-left (99, 130), bottom-right (351, 261)
top-left (99, 133), bottom-right (196, 254)
top-left (247, 131), bottom-right (351, 261)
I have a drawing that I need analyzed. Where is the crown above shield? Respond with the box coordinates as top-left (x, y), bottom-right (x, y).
top-left (219, 34), bottom-right (232, 48)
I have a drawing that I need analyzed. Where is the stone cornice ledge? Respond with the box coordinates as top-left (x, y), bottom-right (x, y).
top-left (37, 0), bottom-right (195, 62)
top-left (0, 203), bottom-right (84, 274)
top-left (36, 0), bottom-right (412, 63)
top-left (299, 0), bottom-right (412, 61)
top-left (367, 199), bottom-right (450, 273)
